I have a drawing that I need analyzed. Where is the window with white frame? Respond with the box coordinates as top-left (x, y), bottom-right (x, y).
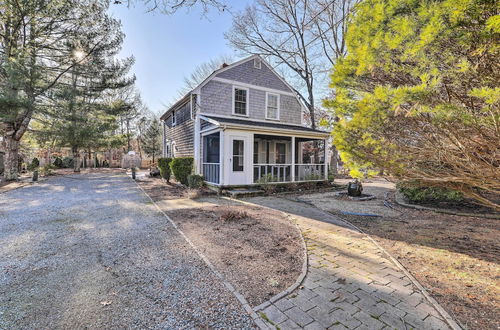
top-left (266, 93), bottom-right (279, 120)
top-left (233, 87), bottom-right (248, 116)
top-left (172, 110), bottom-right (176, 126)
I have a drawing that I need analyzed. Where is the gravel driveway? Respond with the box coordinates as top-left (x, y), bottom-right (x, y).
top-left (0, 173), bottom-right (254, 329)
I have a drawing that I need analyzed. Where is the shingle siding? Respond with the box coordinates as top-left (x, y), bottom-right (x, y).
top-left (200, 80), bottom-right (302, 125)
top-left (164, 100), bottom-right (194, 158)
top-left (216, 58), bottom-right (290, 92)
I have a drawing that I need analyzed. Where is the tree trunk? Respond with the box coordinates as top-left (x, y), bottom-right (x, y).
top-left (330, 146), bottom-right (338, 175)
top-left (3, 135), bottom-right (20, 181)
top-left (73, 147), bottom-right (81, 172)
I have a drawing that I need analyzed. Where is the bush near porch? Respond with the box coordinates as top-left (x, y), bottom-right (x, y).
top-left (170, 157), bottom-right (193, 185)
top-left (158, 157), bottom-right (172, 182)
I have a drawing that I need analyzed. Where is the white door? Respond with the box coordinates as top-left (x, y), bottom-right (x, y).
top-left (228, 135), bottom-right (248, 185)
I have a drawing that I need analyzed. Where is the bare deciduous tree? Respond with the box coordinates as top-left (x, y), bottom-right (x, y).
top-left (225, 0), bottom-right (358, 130)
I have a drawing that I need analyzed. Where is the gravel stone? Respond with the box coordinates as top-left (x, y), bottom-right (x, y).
top-left (0, 173), bottom-right (255, 329)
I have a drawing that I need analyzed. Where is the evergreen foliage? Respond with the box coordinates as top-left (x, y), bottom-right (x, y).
top-left (158, 157), bottom-right (172, 182)
top-left (326, 0), bottom-right (500, 209)
top-left (187, 174), bottom-right (204, 188)
top-left (170, 157), bottom-right (193, 185)
top-left (141, 118), bottom-right (162, 163)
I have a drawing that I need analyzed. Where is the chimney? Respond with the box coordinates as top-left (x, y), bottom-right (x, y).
top-left (220, 63), bottom-right (229, 69)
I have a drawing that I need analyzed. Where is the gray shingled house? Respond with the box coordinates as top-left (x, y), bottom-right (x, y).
top-left (160, 55), bottom-right (330, 187)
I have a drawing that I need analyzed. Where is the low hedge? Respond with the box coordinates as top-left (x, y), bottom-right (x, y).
top-left (158, 157), bottom-right (172, 182)
top-left (170, 157), bottom-right (193, 185)
top-left (187, 174), bottom-right (204, 188)
top-left (398, 182), bottom-right (463, 204)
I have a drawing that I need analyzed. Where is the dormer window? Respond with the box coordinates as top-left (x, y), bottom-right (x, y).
top-left (254, 58), bottom-right (261, 69)
top-left (172, 110), bottom-right (176, 126)
top-left (233, 87), bottom-right (248, 116)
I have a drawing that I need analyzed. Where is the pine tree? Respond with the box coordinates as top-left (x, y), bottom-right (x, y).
top-left (39, 2), bottom-right (135, 172)
top-left (141, 118), bottom-right (162, 163)
top-left (325, 0), bottom-right (500, 209)
top-left (0, 0), bottom-right (112, 180)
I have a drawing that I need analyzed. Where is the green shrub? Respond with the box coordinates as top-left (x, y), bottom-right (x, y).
top-left (187, 174), bottom-right (204, 188)
top-left (53, 157), bottom-right (63, 168)
top-left (27, 157), bottom-right (40, 171)
top-left (40, 164), bottom-right (55, 176)
top-left (256, 174), bottom-right (278, 194)
top-left (158, 157), bottom-right (172, 182)
top-left (398, 183), bottom-right (463, 204)
top-left (62, 156), bottom-right (74, 168)
top-left (170, 157), bottom-right (193, 185)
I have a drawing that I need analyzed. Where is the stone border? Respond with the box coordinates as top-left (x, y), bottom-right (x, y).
top-left (221, 197), bottom-right (309, 314)
top-left (395, 192), bottom-right (500, 219)
top-left (132, 178), bottom-right (268, 330)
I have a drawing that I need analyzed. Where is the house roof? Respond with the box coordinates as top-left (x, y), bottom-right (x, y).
top-left (159, 54), bottom-right (305, 121)
top-left (201, 115), bottom-right (330, 137)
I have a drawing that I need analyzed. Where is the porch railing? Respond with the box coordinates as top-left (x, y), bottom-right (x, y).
top-left (203, 163), bottom-right (220, 184)
top-left (295, 164), bottom-right (325, 181)
top-left (253, 164), bottom-right (291, 183)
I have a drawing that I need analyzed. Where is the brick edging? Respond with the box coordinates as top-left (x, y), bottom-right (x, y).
top-left (221, 197), bottom-right (309, 314)
top-left (132, 178), bottom-right (269, 329)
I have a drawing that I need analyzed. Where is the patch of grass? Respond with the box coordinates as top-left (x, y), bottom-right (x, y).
top-left (259, 312), bottom-right (281, 329)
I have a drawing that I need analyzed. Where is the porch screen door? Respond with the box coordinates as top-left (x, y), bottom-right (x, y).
top-left (229, 136), bottom-right (247, 184)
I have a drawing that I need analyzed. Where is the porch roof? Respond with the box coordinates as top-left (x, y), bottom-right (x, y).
top-left (201, 115), bottom-right (330, 137)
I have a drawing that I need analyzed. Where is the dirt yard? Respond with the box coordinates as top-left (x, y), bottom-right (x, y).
top-left (136, 177), bottom-right (304, 307)
top-left (301, 180), bottom-right (500, 330)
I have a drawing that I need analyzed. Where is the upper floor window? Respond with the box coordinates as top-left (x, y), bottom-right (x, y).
top-left (254, 58), bottom-right (261, 69)
top-left (233, 87), bottom-right (248, 116)
top-left (172, 110), bottom-right (176, 126)
top-left (266, 93), bottom-right (279, 120)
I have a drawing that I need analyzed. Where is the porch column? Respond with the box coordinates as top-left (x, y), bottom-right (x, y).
top-left (291, 136), bottom-right (295, 182)
top-left (193, 116), bottom-right (201, 174)
top-left (219, 130), bottom-right (224, 185)
top-left (324, 138), bottom-right (329, 180)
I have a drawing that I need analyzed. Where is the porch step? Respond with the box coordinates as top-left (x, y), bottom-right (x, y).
top-left (224, 188), bottom-right (265, 199)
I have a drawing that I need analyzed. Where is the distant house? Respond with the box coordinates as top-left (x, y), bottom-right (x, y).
top-left (160, 55), bottom-right (329, 187)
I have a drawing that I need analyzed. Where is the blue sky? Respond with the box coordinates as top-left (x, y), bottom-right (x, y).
top-left (108, 2), bottom-right (250, 115)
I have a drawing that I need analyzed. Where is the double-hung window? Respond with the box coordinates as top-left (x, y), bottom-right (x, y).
top-left (266, 93), bottom-right (279, 120)
top-left (233, 87), bottom-right (248, 116)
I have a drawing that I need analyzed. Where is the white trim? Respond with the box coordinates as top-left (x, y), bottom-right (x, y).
top-left (198, 114), bottom-right (221, 126)
top-left (201, 127), bottom-right (221, 136)
top-left (199, 113), bottom-right (307, 129)
top-left (197, 113), bottom-right (329, 138)
top-left (265, 92), bottom-right (280, 121)
top-left (194, 115), bottom-right (201, 174)
top-left (232, 85), bottom-right (249, 117)
top-left (212, 77), bottom-right (295, 97)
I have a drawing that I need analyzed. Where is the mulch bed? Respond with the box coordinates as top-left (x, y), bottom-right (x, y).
top-left (135, 176), bottom-right (188, 200)
top-left (338, 200), bottom-right (500, 330)
top-left (135, 177), bottom-right (304, 307)
top-left (170, 204), bottom-right (304, 307)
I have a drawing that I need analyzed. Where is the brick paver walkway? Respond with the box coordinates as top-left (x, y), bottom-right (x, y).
top-left (249, 197), bottom-right (451, 330)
